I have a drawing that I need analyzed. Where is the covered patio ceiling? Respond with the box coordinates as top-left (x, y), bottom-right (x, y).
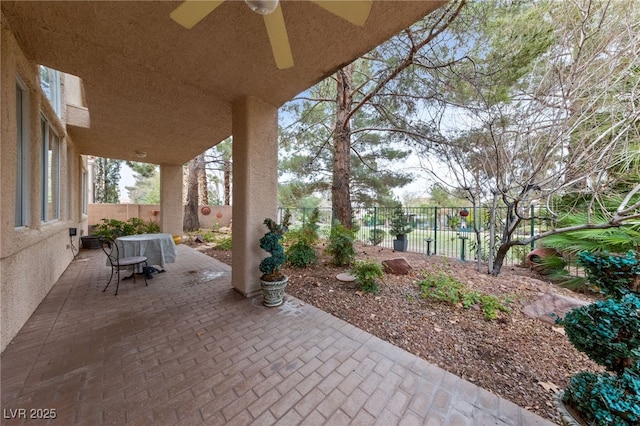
top-left (2, 1), bottom-right (446, 165)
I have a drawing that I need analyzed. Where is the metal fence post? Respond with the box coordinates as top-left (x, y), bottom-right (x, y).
top-left (459, 234), bottom-right (468, 261)
top-left (373, 207), bottom-right (378, 245)
top-left (433, 207), bottom-right (438, 255)
top-left (530, 205), bottom-right (535, 250)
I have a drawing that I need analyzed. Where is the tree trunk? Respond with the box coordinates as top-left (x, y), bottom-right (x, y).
top-left (183, 158), bottom-right (200, 232)
top-left (332, 64), bottom-right (354, 228)
top-left (472, 202), bottom-right (482, 273)
top-left (491, 202), bottom-right (522, 276)
top-left (487, 192), bottom-right (498, 274)
top-left (491, 243), bottom-right (512, 276)
top-left (196, 153), bottom-right (208, 206)
top-left (223, 159), bottom-right (231, 206)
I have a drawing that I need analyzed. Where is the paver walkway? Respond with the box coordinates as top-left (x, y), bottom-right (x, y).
top-left (1, 245), bottom-right (556, 425)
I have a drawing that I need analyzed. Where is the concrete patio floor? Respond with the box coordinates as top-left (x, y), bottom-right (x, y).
top-left (1, 245), bottom-right (556, 425)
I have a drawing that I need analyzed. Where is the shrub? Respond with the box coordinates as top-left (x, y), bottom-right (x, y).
top-left (202, 230), bottom-right (216, 242)
top-left (285, 208), bottom-right (320, 268)
top-left (368, 229), bottom-right (386, 246)
top-left (351, 260), bottom-right (384, 294)
top-left (389, 204), bottom-right (413, 237)
top-left (259, 218), bottom-right (287, 281)
top-left (303, 207), bottom-right (320, 243)
top-left (215, 236), bottom-right (232, 251)
top-left (325, 221), bottom-right (356, 266)
top-left (419, 272), bottom-right (464, 305)
top-left (557, 249), bottom-right (640, 426)
top-left (418, 271), bottom-right (510, 320)
top-left (563, 365), bottom-right (640, 426)
top-left (578, 251), bottom-right (640, 298)
top-left (559, 293), bottom-right (640, 374)
top-left (287, 240), bottom-right (318, 268)
top-left (93, 217), bottom-right (159, 240)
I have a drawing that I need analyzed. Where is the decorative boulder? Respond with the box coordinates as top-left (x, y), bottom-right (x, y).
top-left (382, 258), bottom-right (412, 275)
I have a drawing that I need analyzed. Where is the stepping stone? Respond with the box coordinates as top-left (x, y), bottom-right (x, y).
top-left (382, 258), bottom-right (412, 275)
top-left (336, 273), bottom-right (356, 282)
top-left (523, 293), bottom-right (590, 325)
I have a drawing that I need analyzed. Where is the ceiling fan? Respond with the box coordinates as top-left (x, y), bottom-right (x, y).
top-left (170, 0), bottom-right (372, 70)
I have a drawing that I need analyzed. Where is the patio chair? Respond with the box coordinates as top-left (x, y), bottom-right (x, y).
top-left (100, 238), bottom-right (148, 295)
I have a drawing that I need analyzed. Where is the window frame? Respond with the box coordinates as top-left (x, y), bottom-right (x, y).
top-left (41, 115), bottom-right (60, 222)
top-left (15, 78), bottom-right (30, 228)
top-left (39, 65), bottom-right (61, 117)
top-left (81, 171), bottom-right (88, 215)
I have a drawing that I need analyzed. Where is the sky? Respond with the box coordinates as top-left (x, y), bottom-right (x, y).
top-left (118, 163), bottom-right (135, 203)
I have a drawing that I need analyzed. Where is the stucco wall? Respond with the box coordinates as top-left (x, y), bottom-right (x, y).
top-left (1, 14), bottom-right (85, 352)
top-left (1, 232), bottom-right (73, 350)
top-left (88, 204), bottom-right (232, 233)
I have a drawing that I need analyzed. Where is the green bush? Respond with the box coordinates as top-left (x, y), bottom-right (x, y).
top-left (563, 365), bottom-right (640, 426)
top-left (419, 272), bottom-right (464, 305)
top-left (559, 293), bottom-right (640, 374)
top-left (93, 217), bottom-right (159, 240)
top-left (389, 204), bottom-right (413, 236)
top-left (418, 272), bottom-right (510, 320)
top-left (558, 249), bottom-right (640, 426)
top-left (215, 236), bottom-right (232, 251)
top-left (287, 241), bottom-right (318, 268)
top-left (259, 218), bottom-right (287, 281)
top-left (325, 221), bottom-right (356, 266)
top-left (368, 229), bottom-right (386, 246)
top-left (285, 208), bottom-right (320, 268)
top-left (578, 251), bottom-right (640, 299)
top-left (201, 230), bottom-right (216, 242)
top-left (351, 260), bottom-right (384, 294)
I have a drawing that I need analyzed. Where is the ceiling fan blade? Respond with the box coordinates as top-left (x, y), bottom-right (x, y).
top-left (309, 0), bottom-right (372, 27)
top-left (170, 0), bottom-right (225, 29)
top-left (263, 5), bottom-right (294, 70)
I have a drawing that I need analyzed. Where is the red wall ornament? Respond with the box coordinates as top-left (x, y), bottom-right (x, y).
top-left (216, 212), bottom-right (223, 219)
top-left (201, 206), bottom-right (211, 215)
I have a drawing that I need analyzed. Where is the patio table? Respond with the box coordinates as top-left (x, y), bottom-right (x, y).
top-left (115, 233), bottom-right (177, 269)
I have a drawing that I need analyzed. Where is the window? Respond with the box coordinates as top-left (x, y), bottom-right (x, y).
top-left (41, 117), bottom-right (60, 221)
top-left (82, 171), bottom-right (88, 215)
top-left (15, 80), bottom-right (30, 227)
top-left (39, 66), bottom-right (61, 117)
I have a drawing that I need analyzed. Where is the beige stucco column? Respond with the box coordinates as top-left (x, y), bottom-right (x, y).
top-left (159, 164), bottom-right (183, 238)
top-left (231, 96), bottom-right (278, 297)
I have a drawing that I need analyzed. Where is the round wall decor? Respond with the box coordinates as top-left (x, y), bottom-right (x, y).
top-left (201, 206), bottom-right (211, 215)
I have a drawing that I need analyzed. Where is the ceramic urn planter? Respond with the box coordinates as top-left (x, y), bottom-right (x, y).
top-left (260, 276), bottom-right (289, 308)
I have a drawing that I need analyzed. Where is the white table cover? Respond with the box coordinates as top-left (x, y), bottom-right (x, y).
top-left (115, 233), bottom-right (177, 268)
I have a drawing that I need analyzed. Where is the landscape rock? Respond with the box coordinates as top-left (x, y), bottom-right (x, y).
top-left (523, 293), bottom-right (590, 325)
top-left (382, 258), bottom-right (412, 275)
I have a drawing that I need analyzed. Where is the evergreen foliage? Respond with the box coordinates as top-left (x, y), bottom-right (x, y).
top-left (286, 208), bottom-right (321, 268)
top-left (259, 218), bottom-right (287, 281)
top-left (417, 272), bottom-right (510, 321)
top-left (556, 248), bottom-right (640, 425)
top-left (578, 251), bottom-right (640, 299)
top-left (542, 214), bottom-right (640, 256)
top-left (93, 217), bottom-right (160, 240)
top-left (368, 229), bottom-right (386, 246)
top-left (560, 294), bottom-right (640, 374)
top-left (389, 204), bottom-right (413, 237)
top-left (351, 260), bottom-right (384, 294)
top-left (325, 221), bottom-right (356, 266)
top-left (563, 365), bottom-right (640, 426)
top-left (215, 236), bottom-right (232, 251)
top-left (93, 157), bottom-right (122, 203)
top-left (125, 162), bottom-right (160, 204)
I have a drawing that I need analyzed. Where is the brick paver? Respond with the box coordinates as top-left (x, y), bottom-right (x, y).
top-left (1, 245), bottom-right (556, 425)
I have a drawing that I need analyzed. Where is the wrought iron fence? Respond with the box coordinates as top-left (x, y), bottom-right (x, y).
top-left (278, 205), bottom-right (554, 268)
